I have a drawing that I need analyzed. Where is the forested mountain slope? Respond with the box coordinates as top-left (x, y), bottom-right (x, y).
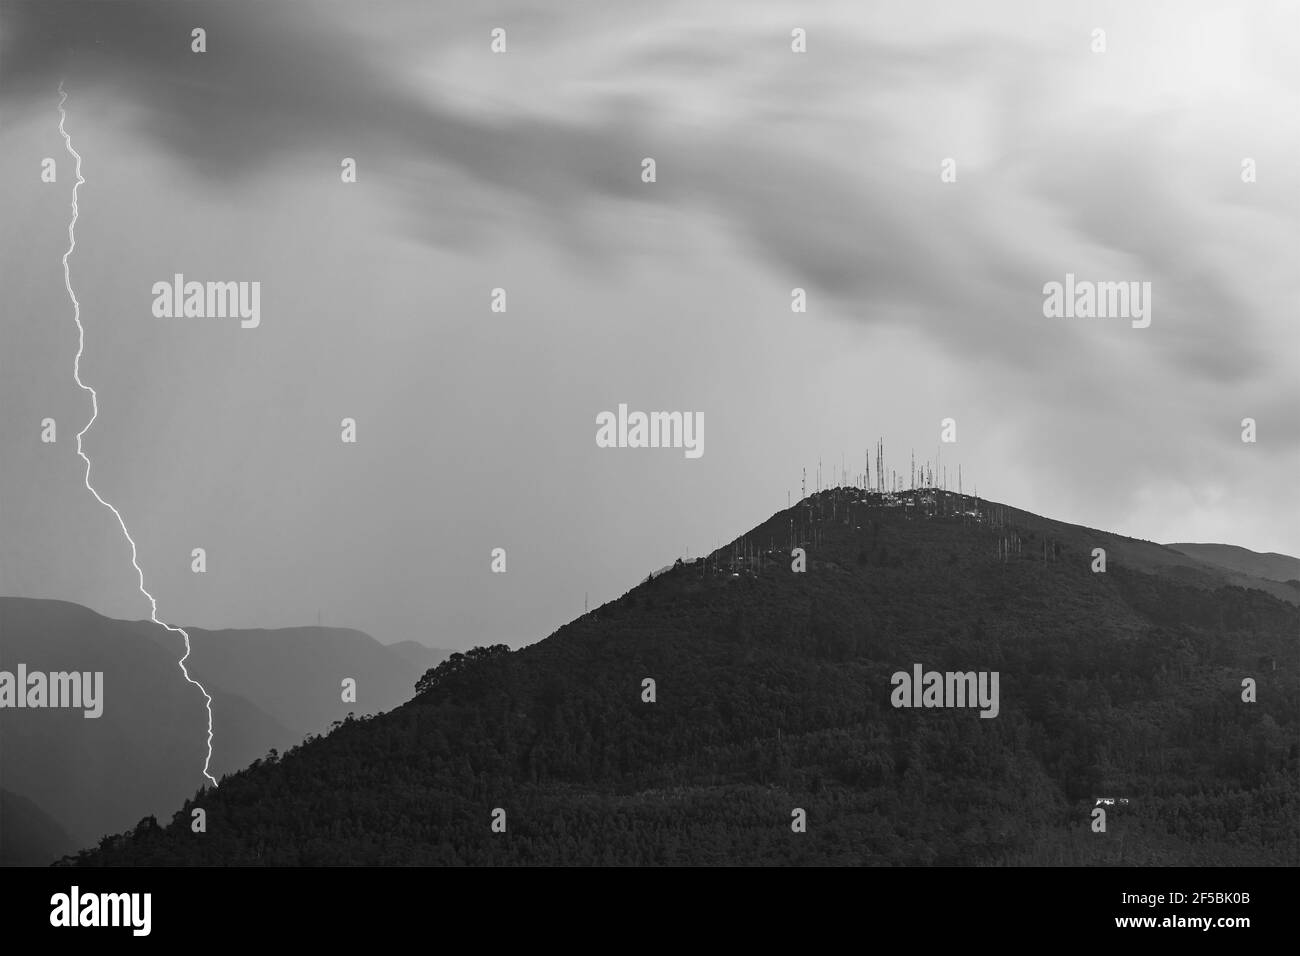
top-left (70, 490), bottom-right (1299, 865)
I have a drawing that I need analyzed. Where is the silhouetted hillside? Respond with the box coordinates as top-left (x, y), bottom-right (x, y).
top-left (67, 491), bottom-right (1300, 866)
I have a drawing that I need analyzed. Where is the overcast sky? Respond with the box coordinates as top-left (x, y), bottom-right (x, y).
top-left (1, 0), bottom-right (1296, 649)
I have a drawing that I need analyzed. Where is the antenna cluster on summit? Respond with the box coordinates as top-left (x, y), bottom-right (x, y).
top-left (790, 440), bottom-right (972, 505)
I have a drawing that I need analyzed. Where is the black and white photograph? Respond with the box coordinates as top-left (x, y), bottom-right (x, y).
top-left (0, 0), bottom-right (1294, 941)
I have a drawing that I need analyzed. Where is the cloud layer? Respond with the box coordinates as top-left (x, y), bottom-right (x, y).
top-left (2, 0), bottom-right (1295, 649)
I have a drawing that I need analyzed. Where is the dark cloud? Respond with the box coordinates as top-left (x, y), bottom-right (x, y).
top-left (3, 0), bottom-right (1294, 563)
top-left (1, 2), bottom-right (1283, 387)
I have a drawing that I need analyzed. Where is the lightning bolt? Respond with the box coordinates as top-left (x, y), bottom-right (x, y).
top-left (58, 83), bottom-right (218, 789)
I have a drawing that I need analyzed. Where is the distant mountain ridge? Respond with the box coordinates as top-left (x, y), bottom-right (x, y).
top-left (386, 640), bottom-right (459, 676)
top-left (0, 597), bottom-right (451, 858)
top-left (1165, 543), bottom-right (1300, 587)
top-left (164, 624), bottom-right (453, 746)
